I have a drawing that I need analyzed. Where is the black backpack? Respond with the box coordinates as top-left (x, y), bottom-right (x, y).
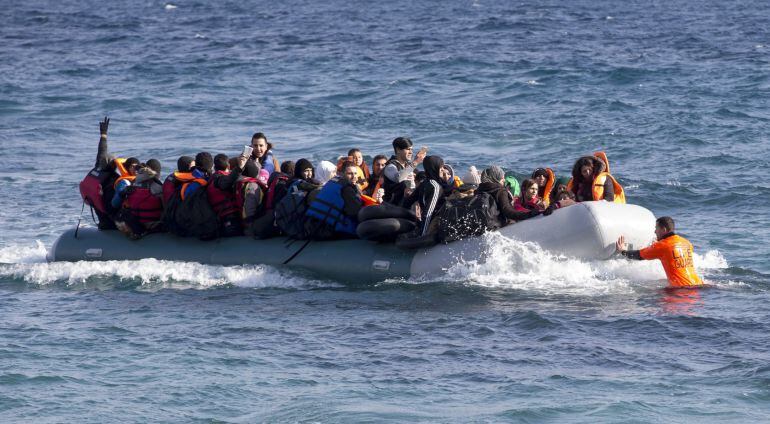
top-left (163, 184), bottom-right (219, 240)
top-left (274, 183), bottom-right (311, 239)
top-left (437, 192), bottom-right (501, 243)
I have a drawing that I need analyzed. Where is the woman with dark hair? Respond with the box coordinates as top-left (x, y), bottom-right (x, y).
top-left (531, 167), bottom-right (555, 206)
top-left (567, 152), bottom-right (625, 203)
top-left (249, 132), bottom-right (280, 174)
top-left (514, 178), bottom-right (545, 212)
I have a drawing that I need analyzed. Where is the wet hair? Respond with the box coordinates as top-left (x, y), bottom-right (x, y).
top-left (145, 159), bottom-right (161, 175)
top-left (572, 156), bottom-right (598, 183)
top-left (214, 154), bottom-right (229, 171)
top-left (195, 152), bottom-right (214, 173)
top-left (251, 132), bottom-right (274, 153)
top-left (656, 216), bottom-right (675, 232)
top-left (176, 155), bottom-right (194, 172)
top-left (280, 160), bottom-right (294, 175)
top-left (242, 159), bottom-right (260, 178)
top-left (521, 178), bottom-right (538, 197)
top-left (392, 137), bottom-right (413, 152)
top-left (347, 148), bottom-right (361, 156)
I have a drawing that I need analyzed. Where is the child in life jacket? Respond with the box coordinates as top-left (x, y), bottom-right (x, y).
top-left (114, 160), bottom-right (164, 239)
top-left (208, 153), bottom-right (247, 237)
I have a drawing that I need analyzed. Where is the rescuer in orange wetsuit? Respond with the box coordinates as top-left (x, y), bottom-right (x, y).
top-left (616, 216), bottom-right (703, 288)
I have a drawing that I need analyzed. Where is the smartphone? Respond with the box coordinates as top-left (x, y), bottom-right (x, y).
top-left (242, 145), bottom-right (254, 157)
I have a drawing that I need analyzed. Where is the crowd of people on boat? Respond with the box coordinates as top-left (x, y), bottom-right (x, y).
top-left (79, 117), bottom-right (626, 248)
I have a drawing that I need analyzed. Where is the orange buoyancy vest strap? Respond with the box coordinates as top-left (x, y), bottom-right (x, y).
top-left (180, 178), bottom-right (208, 201)
top-left (112, 158), bottom-right (136, 189)
top-left (592, 172), bottom-right (626, 203)
top-left (640, 234), bottom-right (703, 287)
top-left (541, 168), bottom-right (555, 207)
top-left (360, 194), bottom-right (378, 207)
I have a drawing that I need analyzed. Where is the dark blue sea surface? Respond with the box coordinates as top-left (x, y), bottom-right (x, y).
top-left (2, 0), bottom-right (770, 421)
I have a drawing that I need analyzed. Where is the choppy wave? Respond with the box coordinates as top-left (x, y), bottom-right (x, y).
top-left (0, 241), bottom-right (336, 290)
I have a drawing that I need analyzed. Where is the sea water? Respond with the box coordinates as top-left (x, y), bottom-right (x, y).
top-left (1, 0), bottom-right (769, 421)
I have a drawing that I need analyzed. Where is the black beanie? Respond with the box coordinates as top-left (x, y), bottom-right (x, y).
top-left (293, 158), bottom-right (314, 179)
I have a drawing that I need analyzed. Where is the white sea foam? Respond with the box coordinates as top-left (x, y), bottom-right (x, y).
top-left (436, 232), bottom-right (730, 295)
top-left (0, 242), bottom-right (336, 290)
top-left (164, 4), bottom-right (177, 10)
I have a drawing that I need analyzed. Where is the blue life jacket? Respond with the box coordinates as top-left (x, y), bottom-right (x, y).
top-left (305, 178), bottom-right (357, 235)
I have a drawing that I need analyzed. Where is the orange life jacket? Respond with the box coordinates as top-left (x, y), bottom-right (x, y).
top-left (640, 234), bottom-right (703, 288)
top-left (113, 158), bottom-right (136, 189)
top-left (174, 172), bottom-right (208, 201)
top-left (360, 194), bottom-right (379, 207)
top-left (566, 152), bottom-right (626, 203)
top-left (541, 168), bottom-right (555, 207)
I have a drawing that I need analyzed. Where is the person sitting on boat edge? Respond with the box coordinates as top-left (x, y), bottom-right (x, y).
top-left (616, 216), bottom-right (703, 288)
top-left (304, 161), bottom-right (363, 240)
top-left (114, 160), bottom-right (164, 240)
top-left (110, 156), bottom-right (141, 210)
top-left (79, 116), bottom-right (128, 229)
top-left (248, 132), bottom-right (280, 174)
top-left (402, 155), bottom-right (447, 238)
top-left (207, 153), bottom-right (247, 237)
top-left (382, 137), bottom-right (427, 206)
top-left (567, 151), bottom-right (626, 203)
top-left (162, 155), bottom-right (194, 207)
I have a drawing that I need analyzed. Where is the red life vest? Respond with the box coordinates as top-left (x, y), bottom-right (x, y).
top-left (79, 158), bottom-right (130, 214)
top-left (206, 170), bottom-right (239, 219)
top-left (123, 186), bottom-right (163, 224)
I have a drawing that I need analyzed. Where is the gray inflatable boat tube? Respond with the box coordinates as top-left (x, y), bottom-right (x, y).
top-left (48, 202), bottom-right (655, 283)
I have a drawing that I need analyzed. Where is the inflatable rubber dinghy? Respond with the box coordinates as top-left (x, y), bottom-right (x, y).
top-left (48, 202), bottom-right (655, 283)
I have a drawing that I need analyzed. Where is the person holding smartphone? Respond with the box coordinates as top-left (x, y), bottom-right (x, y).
top-left (382, 137), bottom-right (427, 205)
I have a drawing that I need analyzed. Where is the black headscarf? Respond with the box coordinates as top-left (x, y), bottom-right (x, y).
top-left (422, 155), bottom-right (444, 182)
top-left (293, 158), bottom-right (314, 180)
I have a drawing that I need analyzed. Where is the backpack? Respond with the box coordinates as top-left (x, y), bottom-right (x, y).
top-left (274, 182), bottom-right (311, 239)
top-left (162, 184), bottom-right (219, 240)
top-left (263, 172), bottom-right (291, 211)
top-left (437, 192), bottom-right (501, 243)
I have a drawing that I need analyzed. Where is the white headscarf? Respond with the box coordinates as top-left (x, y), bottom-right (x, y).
top-left (316, 160), bottom-right (337, 184)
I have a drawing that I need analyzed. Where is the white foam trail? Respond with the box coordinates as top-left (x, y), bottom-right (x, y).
top-left (0, 242), bottom-right (337, 290)
top-left (437, 232), bottom-right (731, 295)
top-left (164, 4), bottom-right (177, 10)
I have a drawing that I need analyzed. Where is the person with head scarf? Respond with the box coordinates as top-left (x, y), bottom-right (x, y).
top-left (476, 165), bottom-right (546, 224)
top-left (315, 160), bottom-right (337, 185)
top-left (403, 155), bottom-right (447, 236)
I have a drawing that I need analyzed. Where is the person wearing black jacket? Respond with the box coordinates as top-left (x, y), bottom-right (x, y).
top-left (403, 155), bottom-right (446, 236)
